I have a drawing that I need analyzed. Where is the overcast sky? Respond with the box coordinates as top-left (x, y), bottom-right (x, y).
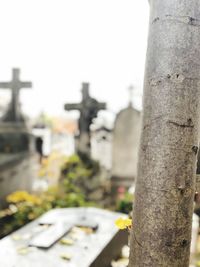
top-left (0, 0), bottom-right (149, 119)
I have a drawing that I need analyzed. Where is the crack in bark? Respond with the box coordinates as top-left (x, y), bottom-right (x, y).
top-left (134, 232), bottom-right (143, 248)
top-left (143, 114), bottom-right (167, 130)
top-left (149, 75), bottom-right (200, 87)
top-left (192, 146), bottom-right (198, 155)
top-left (166, 15), bottom-right (200, 26)
top-left (144, 186), bottom-right (170, 193)
top-left (152, 17), bottom-right (160, 23)
top-left (150, 74), bottom-right (184, 86)
top-left (167, 120), bottom-right (194, 128)
top-left (143, 186), bottom-right (193, 194)
top-left (141, 144), bottom-right (194, 154)
top-left (152, 15), bottom-right (200, 27)
top-left (141, 143), bottom-right (193, 153)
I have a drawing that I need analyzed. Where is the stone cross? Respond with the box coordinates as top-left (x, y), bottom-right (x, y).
top-left (128, 85), bottom-right (134, 107)
top-left (64, 82), bottom-right (106, 155)
top-left (0, 68), bottom-right (32, 122)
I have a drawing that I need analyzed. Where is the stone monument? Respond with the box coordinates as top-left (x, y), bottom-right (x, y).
top-left (0, 207), bottom-right (128, 267)
top-left (91, 125), bottom-right (112, 171)
top-left (111, 86), bottom-right (141, 192)
top-left (0, 68), bottom-right (38, 207)
top-left (64, 82), bottom-right (106, 156)
top-left (0, 68), bottom-right (32, 122)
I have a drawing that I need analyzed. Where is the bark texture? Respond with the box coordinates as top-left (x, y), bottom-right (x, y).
top-left (129, 1), bottom-right (200, 266)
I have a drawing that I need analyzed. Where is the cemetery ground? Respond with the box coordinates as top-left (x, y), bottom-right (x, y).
top-left (1, 152), bottom-right (200, 267)
top-left (0, 151), bottom-right (133, 267)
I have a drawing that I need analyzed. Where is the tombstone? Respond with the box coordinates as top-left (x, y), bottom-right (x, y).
top-left (0, 207), bottom-right (128, 267)
top-left (64, 83), bottom-right (106, 156)
top-left (0, 68), bottom-right (38, 207)
top-left (111, 86), bottom-right (141, 193)
top-left (0, 68), bottom-right (32, 122)
top-left (91, 125), bottom-right (112, 171)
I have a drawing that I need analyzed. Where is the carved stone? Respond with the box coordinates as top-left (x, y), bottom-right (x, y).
top-left (64, 83), bottom-right (106, 155)
top-left (0, 207), bottom-right (128, 267)
top-left (0, 68), bottom-right (32, 122)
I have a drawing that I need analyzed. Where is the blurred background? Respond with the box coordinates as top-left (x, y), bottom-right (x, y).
top-left (1, 1), bottom-right (199, 267)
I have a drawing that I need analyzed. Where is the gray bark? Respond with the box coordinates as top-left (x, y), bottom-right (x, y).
top-left (129, 1), bottom-right (200, 266)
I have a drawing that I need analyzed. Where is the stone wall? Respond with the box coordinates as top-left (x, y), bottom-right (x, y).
top-left (0, 153), bottom-right (39, 208)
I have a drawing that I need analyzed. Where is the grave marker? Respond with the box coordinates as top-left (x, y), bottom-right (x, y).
top-left (0, 68), bottom-right (32, 122)
top-left (0, 68), bottom-right (37, 207)
top-left (111, 86), bottom-right (142, 192)
top-left (64, 83), bottom-right (106, 155)
top-left (0, 207), bottom-right (128, 267)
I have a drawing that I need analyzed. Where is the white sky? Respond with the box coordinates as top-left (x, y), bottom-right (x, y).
top-left (0, 0), bottom-right (149, 120)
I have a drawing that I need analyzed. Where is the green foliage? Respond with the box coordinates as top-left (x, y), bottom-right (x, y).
top-left (116, 192), bottom-right (134, 214)
top-left (0, 154), bottom-right (98, 238)
top-left (60, 153), bottom-right (101, 200)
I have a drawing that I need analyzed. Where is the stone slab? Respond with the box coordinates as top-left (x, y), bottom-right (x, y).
top-left (0, 208), bottom-right (128, 267)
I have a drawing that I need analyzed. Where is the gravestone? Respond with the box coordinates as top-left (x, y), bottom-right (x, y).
top-left (0, 68), bottom-right (32, 122)
top-left (111, 87), bottom-right (141, 192)
top-left (91, 126), bottom-right (112, 171)
top-left (0, 68), bottom-right (38, 207)
top-left (0, 207), bottom-right (128, 267)
top-left (64, 83), bottom-right (106, 156)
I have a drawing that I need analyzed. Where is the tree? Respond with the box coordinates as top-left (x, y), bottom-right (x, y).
top-left (129, 1), bottom-right (200, 266)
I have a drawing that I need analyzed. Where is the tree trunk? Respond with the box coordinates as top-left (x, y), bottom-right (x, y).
top-left (129, 1), bottom-right (200, 266)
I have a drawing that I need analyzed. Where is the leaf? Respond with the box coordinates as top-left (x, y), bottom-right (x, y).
top-left (12, 234), bottom-right (22, 241)
top-left (59, 238), bottom-right (74, 245)
top-left (60, 253), bottom-right (72, 260)
top-left (17, 247), bottom-right (29, 255)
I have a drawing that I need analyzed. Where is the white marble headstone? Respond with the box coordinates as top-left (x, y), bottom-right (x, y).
top-left (111, 106), bottom-right (141, 189)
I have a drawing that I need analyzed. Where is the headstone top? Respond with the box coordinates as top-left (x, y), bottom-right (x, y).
top-left (0, 68), bottom-right (32, 122)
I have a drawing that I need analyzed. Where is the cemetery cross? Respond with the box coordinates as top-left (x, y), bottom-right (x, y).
top-left (128, 85), bottom-right (134, 107)
top-left (64, 82), bottom-right (106, 155)
top-left (0, 68), bottom-right (32, 122)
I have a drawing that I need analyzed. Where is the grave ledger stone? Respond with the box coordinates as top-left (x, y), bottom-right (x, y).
top-left (0, 68), bottom-right (38, 207)
top-left (111, 87), bottom-right (141, 192)
top-left (0, 207), bottom-right (128, 267)
top-left (64, 82), bottom-right (106, 156)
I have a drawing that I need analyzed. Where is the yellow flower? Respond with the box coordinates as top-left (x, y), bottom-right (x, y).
top-left (6, 191), bottom-right (41, 205)
top-left (115, 217), bottom-right (132, 230)
top-left (41, 158), bottom-right (48, 166)
top-left (28, 212), bottom-right (36, 220)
